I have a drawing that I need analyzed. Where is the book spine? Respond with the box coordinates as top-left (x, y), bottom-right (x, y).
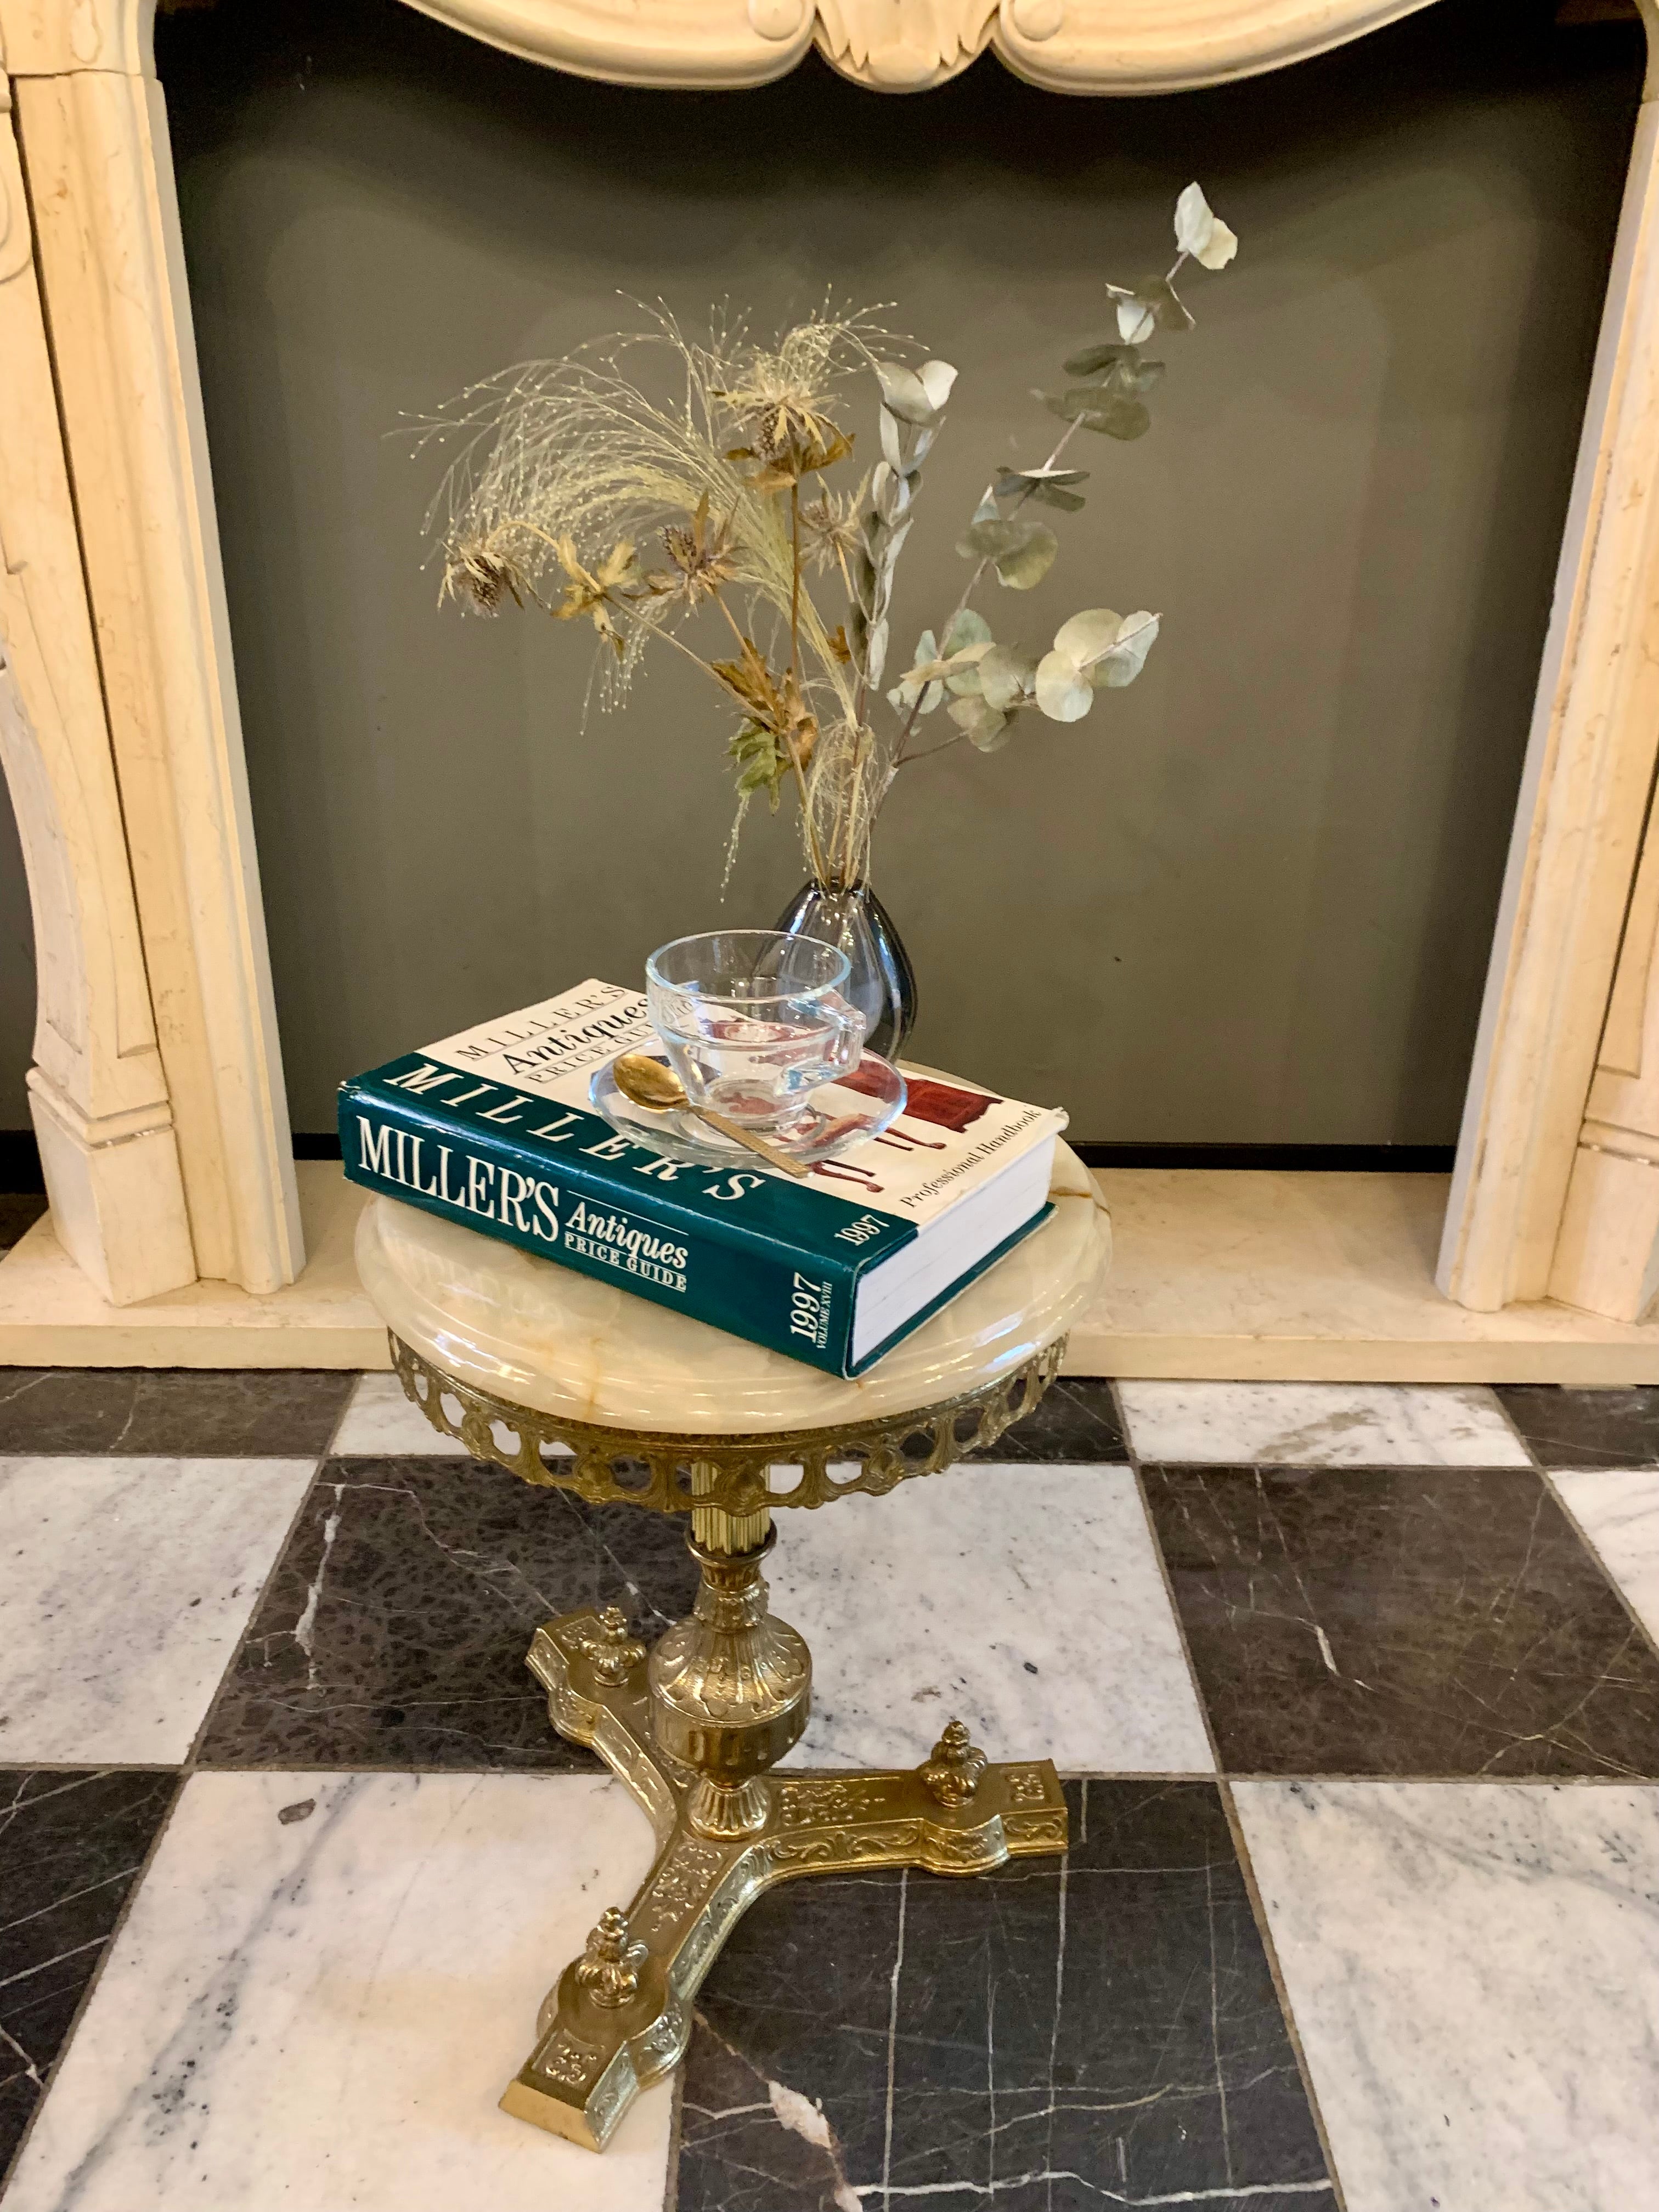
top-left (340, 1082), bottom-right (863, 1376)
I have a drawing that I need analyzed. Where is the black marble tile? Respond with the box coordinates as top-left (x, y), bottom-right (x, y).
top-left (0, 1196), bottom-right (46, 1257)
top-left (1497, 1383), bottom-right (1659, 1469)
top-left (0, 1768), bottom-right (177, 2180)
top-left (966, 1376), bottom-right (1127, 1463)
top-left (0, 1366), bottom-right (356, 1457)
top-left (677, 1780), bottom-right (1328, 2212)
top-left (196, 1454), bottom-right (702, 1769)
top-left (1142, 1462), bottom-right (1659, 1777)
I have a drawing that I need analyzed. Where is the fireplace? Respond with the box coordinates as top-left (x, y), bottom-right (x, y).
top-left (3, 0), bottom-right (1659, 1371)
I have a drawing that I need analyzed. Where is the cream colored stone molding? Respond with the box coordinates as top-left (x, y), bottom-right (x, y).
top-left (0, 0), bottom-right (303, 1300)
top-left (1, 0), bottom-right (1656, 1329)
top-left (397, 0), bottom-right (1438, 94)
top-left (1437, 38), bottom-right (1659, 1317)
top-left (1547, 734), bottom-right (1659, 1322)
top-left (0, 57), bottom-right (195, 1302)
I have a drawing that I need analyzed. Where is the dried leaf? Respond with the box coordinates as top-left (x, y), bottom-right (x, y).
top-left (1037, 607), bottom-right (1160, 718)
top-left (874, 360), bottom-right (936, 425)
top-left (1035, 651), bottom-right (1094, 722)
top-left (948, 696), bottom-right (1013, 751)
top-left (1093, 610), bottom-right (1160, 687)
top-left (800, 426), bottom-right (855, 476)
top-left (1045, 388), bottom-right (1152, 442)
top-left (1174, 180), bottom-right (1239, 270)
top-left (979, 642), bottom-right (1040, 713)
top-left (918, 359), bottom-right (958, 411)
top-left (711, 635), bottom-right (783, 721)
top-left (941, 608), bottom-right (994, 655)
top-left (891, 628), bottom-right (945, 715)
top-left (872, 462), bottom-right (915, 524)
top-left (960, 518), bottom-right (1015, 559)
top-left (995, 524), bottom-right (1058, 590)
top-left (994, 469), bottom-right (1088, 496)
top-left (1052, 608), bottom-right (1124, 665)
top-left (1103, 356), bottom-right (1165, 397)
top-left (995, 467), bottom-right (1089, 514)
top-left (1115, 296), bottom-right (1157, 347)
top-left (1062, 341), bottom-right (1136, 379)
top-left (1137, 275), bottom-right (1197, 335)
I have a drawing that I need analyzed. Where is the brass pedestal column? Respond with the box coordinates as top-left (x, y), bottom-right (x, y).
top-left (392, 1335), bottom-right (1071, 2154)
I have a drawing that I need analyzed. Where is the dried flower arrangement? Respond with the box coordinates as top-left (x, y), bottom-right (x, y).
top-left (423, 183), bottom-right (1238, 898)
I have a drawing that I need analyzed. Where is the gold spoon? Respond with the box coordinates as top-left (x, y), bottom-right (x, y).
top-left (611, 1053), bottom-right (811, 1180)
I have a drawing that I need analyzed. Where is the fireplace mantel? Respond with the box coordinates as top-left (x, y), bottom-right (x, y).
top-left (391, 0), bottom-right (1447, 94)
top-left (4, 0), bottom-right (1659, 1358)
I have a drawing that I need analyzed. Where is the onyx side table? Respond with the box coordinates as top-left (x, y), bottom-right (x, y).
top-left (356, 1143), bottom-right (1108, 2152)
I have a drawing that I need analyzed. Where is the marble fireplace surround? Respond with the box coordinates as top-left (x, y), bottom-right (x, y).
top-left (4, 0), bottom-right (1659, 1372)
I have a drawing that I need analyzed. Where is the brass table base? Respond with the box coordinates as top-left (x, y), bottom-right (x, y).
top-left (387, 1334), bottom-right (1071, 2153)
top-left (503, 1592), bottom-right (1067, 2152)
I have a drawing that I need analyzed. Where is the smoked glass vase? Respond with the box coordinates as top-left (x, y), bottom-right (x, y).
top-left (774, 882), bottom-right (918, 1063)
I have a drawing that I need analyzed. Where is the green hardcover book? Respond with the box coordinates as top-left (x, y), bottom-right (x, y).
top-left (338, 980), bottom-right (1064, 1377)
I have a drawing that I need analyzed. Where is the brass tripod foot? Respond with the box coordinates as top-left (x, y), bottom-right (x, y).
top-left (501, 1566), bottom-right (1068, 2151)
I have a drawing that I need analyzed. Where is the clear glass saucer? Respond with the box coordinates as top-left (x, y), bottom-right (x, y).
top-left (589, 1051), bottom-right (909, 1172)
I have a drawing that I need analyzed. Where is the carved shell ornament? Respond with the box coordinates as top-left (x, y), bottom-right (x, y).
top-left (393, 0), bottom-right (1441, 96)
top-left (812, 0), bottom-right (1002, 89)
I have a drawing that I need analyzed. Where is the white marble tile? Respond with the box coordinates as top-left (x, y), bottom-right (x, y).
top-left (1551, 1466), bottom-right (1659, 1646)
top-left (1234, 1779), bottom-right (1659, 2212)
top-left (769, 1464), bottom-right (1213, 1774)
top-left (332, 1371), bottom-right (471, 1453)
top-left (1118, 1379), bottom-right (1529, 1465)
top-left (5, 1770), bottom-right (670, 2212)
top-left (331, 1371), bottom-right (575, 1459)
top-left (0, 1456), bottom-right (314, 1764)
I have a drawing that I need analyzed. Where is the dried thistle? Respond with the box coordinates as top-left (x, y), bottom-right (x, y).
top-left (799, 476), bottom-right (869, 594)
top-left (715, 315), bottom-right (871, 471)
top-left (419, 304), bottom-right (879, 709)
top-left (648, 492), bottom-right (740, 609)
top-left (441, 532), bottom-right (529, 615)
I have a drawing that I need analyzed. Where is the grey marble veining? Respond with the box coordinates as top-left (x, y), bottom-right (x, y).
top-left (197, 1455), bottom-right (701, 1770)
top-left (769, 1464), bottom-right (1214, 1774)
top-left (3, 1770), bottom-right (672, 2212)
top-left (0, 1457), bottom-right (317, 1764)
top-left (0, 1769), bottom-right (178, 2177)
top-left (1141, 1462), bottom-right (1659, 1776)
top-left (1119, 1380), bottom-right (1528, 1466)
top-left (0, 1369), bottom-right (354, 1458)
top-left (1234, 1778), bottom-right (1659, 2212)
top-left (679, 1780), bottom-right (1331, 2211)
top-left (1498, 1385), bottom-right (1659, 1470)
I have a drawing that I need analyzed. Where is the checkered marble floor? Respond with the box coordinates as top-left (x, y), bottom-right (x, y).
top-left (2, 1367), bottom-right (1657, 2211)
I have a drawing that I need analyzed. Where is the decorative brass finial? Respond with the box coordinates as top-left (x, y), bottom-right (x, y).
top-left (574, 1907), bottom-right (648, 2008)
top-left (582, 1606), bottom-right (646, 1684)
top-left (922, 1719), bottom-right (988, 1805)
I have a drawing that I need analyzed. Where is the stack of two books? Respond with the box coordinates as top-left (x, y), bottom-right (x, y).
top-left (340, 980), bottom-right (1065, 1378)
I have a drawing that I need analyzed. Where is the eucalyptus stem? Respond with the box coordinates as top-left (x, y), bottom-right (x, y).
top-left (891, 412), bottom-right (1085, 771)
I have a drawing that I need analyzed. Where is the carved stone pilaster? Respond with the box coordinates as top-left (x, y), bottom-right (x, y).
top-left (0, 59), bottom-right (195, 1303)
